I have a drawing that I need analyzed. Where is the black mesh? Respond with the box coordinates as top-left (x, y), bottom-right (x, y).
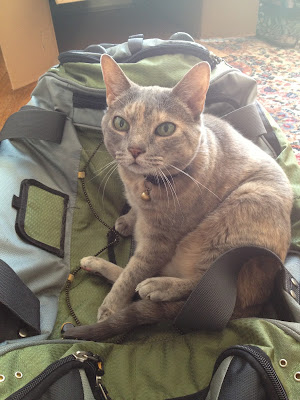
top-left (219, 357), bottom-right (267, 400)
top-left (39, 369), bottom-right (84, 400)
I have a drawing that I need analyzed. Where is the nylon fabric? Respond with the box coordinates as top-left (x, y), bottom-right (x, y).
top-left (1, 320), bottom-right (299, 399)
top-left (0, 119), bottom-right (81, 344)
top-left (39, 369), bottom-right (84, 400)
top-left (218, 357), bottom-right (267, 399)
top-left (79, 369), bottom-right (97, 400)
top-left (50, 127), bottom-right (132, 337)
top-left (205, 357), bottom-right (233, 400)
top-left (48, 53), bottom-right (256, 114)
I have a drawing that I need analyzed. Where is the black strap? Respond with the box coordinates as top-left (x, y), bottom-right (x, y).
top-left (0, 107), bottom-right (66, 144)
top-left (174, 246), bottom-right (285, 332)
top-left (0, 260), bottom-right (40, 341)
top-left (222, 103), bottom-right (267, 140)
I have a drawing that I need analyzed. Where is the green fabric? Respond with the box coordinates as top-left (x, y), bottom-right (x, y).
top-left (24, 185), bottom-right (65, 249)
top-left (50, 128), bottom-right (132, 337)
top-left (49, 54), bottom-right (229, 89)
top-left (2, 320), bottom-right (299, 399)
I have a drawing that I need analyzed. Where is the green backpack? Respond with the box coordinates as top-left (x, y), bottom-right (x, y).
top-left (0, 32), bottom-right (299, 400)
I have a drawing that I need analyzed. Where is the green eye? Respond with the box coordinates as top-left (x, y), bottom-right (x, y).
top-left (155, 122), bottom-right (176, 137)
top-left (113, 116), bottom-right (130, 132)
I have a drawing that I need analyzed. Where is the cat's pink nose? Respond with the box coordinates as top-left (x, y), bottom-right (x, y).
top-left (128, 147), bottom-right (145, 159)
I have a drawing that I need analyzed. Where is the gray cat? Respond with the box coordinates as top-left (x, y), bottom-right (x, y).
top-left (65, 54), bottom-right (293, 341)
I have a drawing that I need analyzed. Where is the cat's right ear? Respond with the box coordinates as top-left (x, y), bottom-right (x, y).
top-left (172, 62), bottom-right (211, 119)
top-left (101, 54), bottom-right (132, 106)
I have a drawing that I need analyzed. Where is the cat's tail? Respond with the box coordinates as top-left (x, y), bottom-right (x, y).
top-left (63, 299), bottom-right (185, 342)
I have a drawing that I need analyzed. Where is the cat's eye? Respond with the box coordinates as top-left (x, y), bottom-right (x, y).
top-left (155, 122), bottom-right (176, 137)
top-left (113, 116), bottom-right (130, 132)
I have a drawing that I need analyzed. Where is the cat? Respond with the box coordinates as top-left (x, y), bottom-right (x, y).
top-left (64, 54), bottom-right (293, 341)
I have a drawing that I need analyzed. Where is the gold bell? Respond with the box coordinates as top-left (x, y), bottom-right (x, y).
top-left (141, 191), bottom-right (151, 201)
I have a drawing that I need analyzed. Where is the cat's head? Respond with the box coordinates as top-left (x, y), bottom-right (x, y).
top-left (101, 54), bottom-right (210, 177)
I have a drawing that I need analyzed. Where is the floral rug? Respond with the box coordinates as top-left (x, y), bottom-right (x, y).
top-left (201, 37), bottom-right (300, 163)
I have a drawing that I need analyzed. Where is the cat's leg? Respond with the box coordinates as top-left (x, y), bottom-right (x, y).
top-left (80, 256), bottom-right (123, 284)
top-left (64, 299), bottom-right (185, 341)
top-left (136, 277), bottom-right (195, 301)
top-left (115, 207), bottom-right (136, 237)
top-left (97, 234), bottom-right (176, 321)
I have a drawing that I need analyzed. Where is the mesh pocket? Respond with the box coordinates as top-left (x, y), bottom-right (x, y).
top-left (12, 179), bottom-right (69, 257)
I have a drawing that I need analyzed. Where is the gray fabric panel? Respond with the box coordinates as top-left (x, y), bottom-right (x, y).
top-left (265, 319), bottom-right (300, 341)
top-left (0, 118), bottom-right (81, 341)
top-left (30, 74), bottom-right (106, 128)
top-left (79, 370), bottom-right (97, 400)
top-left (205, 357), bottom-right (233, 400)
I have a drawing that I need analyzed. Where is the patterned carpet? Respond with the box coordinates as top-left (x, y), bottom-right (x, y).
top-left (201, 37), bottom-right (300, 163)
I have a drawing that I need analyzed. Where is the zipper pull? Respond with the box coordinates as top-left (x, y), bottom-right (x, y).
top-left (96, 358), bottom-right (111, 400)
top-left (96, 374), bottom-right (110, 400)
top-left (73, 351), bottom-right (112, 400)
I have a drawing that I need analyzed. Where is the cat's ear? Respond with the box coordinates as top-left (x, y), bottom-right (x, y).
top-left (101, 54), bottom-right (133, 106)
top-left (172, 62), bottom-right (211, 119)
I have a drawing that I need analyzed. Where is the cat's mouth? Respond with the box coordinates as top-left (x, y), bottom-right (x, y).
top-left (116, 151), bottom-right (164, 176)
top-left (126, 160), bottom-right (155, 175)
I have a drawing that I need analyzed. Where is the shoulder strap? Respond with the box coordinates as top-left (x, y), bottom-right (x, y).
top-left (174, 246), bottom-right (299, 332)
top-left (0, 106), bottom-right (66, 144)
top-left (0, 259), bottom-right (40, 341)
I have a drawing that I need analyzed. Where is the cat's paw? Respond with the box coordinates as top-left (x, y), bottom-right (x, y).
top-left (80, 256), bottom-right (105, 273)
top-left (136, 278), bottom-right (170, 302)
top-left (115, 215), bottom-right (134, 237)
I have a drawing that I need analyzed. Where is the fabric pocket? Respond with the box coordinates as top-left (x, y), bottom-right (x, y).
top-left (5, 351), bottom-right (110, 400)
top-left (12, 179), bottom-right (69, 258)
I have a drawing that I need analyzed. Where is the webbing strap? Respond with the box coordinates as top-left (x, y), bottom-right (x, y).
top-left (174, 246), bottom-right (284, 332)
top-left (222, 103), bottom-right (266, 140)
top-left (0, 107), bottom-right (66, 144)
top-left (0, 260), bottom-right (40, 341)
top-left (128, 34), bottom-right (144, 54)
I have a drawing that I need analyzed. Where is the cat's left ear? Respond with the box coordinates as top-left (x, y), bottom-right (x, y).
top-left (172, 62), bottom-right (211, 119)
top-left (101, 54), bottom-right (133, 106)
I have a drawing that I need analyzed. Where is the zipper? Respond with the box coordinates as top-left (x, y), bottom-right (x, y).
top-left (216, 345), bottom-right (288, 400)
top-left (7, 351), bottom-right (111, 400)
top-left (58, 43), bottom-right (221, 69)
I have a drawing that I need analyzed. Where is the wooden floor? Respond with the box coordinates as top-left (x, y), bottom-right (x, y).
top-left (0, 49), bottom-right (36, 131)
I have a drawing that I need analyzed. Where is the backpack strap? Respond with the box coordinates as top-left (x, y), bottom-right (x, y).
top-left (0, 259), bottom-right (40, 341)
top-left (174, 247), bottom-right (299, 332)
top-left (0, 106), bottom-right (66, 144)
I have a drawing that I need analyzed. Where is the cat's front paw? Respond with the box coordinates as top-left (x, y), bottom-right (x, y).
top-left (136, 278), bottom-right (169, 302)
top-left (115, 215), bottom-right (134, 237)
top-left (80, 256), bottom-right (105, 273)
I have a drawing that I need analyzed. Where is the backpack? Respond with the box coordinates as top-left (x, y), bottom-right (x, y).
top-left (0, 32), bottom-right (299, 400)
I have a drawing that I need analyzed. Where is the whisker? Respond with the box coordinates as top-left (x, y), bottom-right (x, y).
top-left (168, 164), bottom-right (221, 201)
top-left (155, 170), bottom-right (162, 197)
top-left (158, 169), bottom-right (170, 208)
top-left (163, 166), bottom-right (181, 209)
top-left (101, 164), bottom-right (119, 205)
top-left (87, 160), bottom-right (118, 183)
top-left (160, 169), bottom-right (179, 209)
